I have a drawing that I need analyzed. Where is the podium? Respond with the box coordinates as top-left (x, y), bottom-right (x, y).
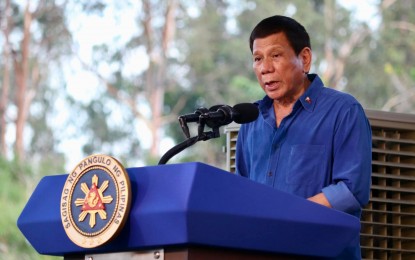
top-left (18, 162), bottom-right (360, 259)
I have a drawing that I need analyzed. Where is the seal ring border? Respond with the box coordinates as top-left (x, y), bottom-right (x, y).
top-left (60, 154), bottom-right (132, 248)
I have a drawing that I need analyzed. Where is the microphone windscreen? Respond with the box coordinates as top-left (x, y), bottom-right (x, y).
top-left (233, 103), bottom-right (259, 124)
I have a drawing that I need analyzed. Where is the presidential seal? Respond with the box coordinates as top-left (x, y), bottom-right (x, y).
top-left (60, 154), bottom-right (132, 248)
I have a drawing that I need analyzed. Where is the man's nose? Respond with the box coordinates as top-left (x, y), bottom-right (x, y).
top-left (261, 57), bottom-right (274, 74)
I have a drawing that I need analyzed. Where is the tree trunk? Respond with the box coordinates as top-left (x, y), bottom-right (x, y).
top-left (76, 0), bottom-right (180, 160)
top-left (322, 0), bottom-right (368, 89)
top-left (143, 0), bottom-right (177, 158)
top-left (14, 1), bottom-right (33, 160)
top-left (0, 0), bottom-right (12, 157)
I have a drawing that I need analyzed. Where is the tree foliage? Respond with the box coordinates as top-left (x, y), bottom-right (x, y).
top-left (1, 0), bottom-right (415, 258)
top-left (0, 156), bottom-right (63, 259)
top-left (0, 0), bottom-right (71, 161)
top-left (376, 0), bottom-right (415, 112)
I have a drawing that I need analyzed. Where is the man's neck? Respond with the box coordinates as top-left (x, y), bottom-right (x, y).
top-left (273, 77), bottom-right (311, 127)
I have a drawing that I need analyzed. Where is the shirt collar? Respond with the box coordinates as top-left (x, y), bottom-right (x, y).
top-left (255, 96), bottom-right (274, 124)
top-left (256, 74), bottom-right (325, 115)
top-left (297, 73), bottom-right (323, 112)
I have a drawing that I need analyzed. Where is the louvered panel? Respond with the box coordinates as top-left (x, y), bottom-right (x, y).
top-left (355, 110), bottom-right (415, 260)
top-left (225, 109), bottom-right (415, 259)
top-left (224, 124), bottom-right (240, 173)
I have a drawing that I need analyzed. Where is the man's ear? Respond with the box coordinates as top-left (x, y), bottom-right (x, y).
top-left (300, 47), bottom-right (312, 73)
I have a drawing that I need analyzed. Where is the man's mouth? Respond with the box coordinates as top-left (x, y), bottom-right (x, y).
top-left (264, 80), bottom-right (280, 90)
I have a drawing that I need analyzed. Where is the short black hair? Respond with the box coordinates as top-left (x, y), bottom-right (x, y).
top-left (249, 15), bottom-right (311, 55)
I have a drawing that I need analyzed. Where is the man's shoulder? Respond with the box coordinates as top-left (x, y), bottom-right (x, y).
top-left (320, 86), bottom-right (361, 106)
top-left (308, 74), bottom-right (361, 107)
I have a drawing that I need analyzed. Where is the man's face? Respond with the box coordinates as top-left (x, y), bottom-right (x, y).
top-left (252, 32), bottom-right (311, 104)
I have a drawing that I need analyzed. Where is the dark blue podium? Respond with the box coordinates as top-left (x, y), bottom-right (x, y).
top-left (18, 162), bottom-right (360, 259)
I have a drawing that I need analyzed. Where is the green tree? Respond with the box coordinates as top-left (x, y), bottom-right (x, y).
top-left (0, 0), bottom-right (71, 161)
top-left (0, 0), bottom-right (70, 259)
top-left (375, 0), bottom-right (415, 112)
top-left (68, 0), bottom-right (187, 165)
top-left (0, 157), bottom-right (63, 259)
top-left (6, 1), bottom-right (415, 259)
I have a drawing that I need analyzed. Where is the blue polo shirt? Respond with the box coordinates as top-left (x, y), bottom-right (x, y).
top-left (235, 74), bottom-right (371, 259)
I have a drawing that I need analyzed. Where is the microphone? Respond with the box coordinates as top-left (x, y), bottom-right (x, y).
top-left (202, 103), bottom-right (259, 128)
top-left (232, 103), bottom-right (260, 123)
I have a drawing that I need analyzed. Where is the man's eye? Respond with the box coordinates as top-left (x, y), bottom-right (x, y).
top-left (254, 57), bottom-right (261, 62)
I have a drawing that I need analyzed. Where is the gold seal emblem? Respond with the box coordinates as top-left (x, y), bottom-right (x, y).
top-left (60, 154), bottom-right (132, 248)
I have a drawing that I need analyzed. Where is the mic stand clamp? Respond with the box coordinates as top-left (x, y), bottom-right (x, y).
top-left (178, 116), bottom-right (191, 139)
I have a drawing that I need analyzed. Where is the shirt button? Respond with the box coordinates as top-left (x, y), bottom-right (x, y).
top-left (268, 172), bottom-right (273, 177)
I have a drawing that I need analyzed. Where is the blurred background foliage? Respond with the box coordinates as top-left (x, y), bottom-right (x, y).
top-left (1, 0), bottom-right (414, 258)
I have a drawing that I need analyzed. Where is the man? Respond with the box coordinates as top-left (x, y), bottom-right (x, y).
top-left (235, 15), bottom-right (372, 259)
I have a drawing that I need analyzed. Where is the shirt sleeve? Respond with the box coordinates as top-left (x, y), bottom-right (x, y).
top-left (322, 181), bottom-right (361, 213)
top-left (322, 103), bottom-right (372, 214)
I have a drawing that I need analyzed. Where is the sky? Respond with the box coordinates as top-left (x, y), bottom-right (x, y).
top-left (339, 0), bottom-right (380, 29)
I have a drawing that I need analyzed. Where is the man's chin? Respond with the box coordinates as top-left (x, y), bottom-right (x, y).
top-left (266, 92), bottom-right (282, 101)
